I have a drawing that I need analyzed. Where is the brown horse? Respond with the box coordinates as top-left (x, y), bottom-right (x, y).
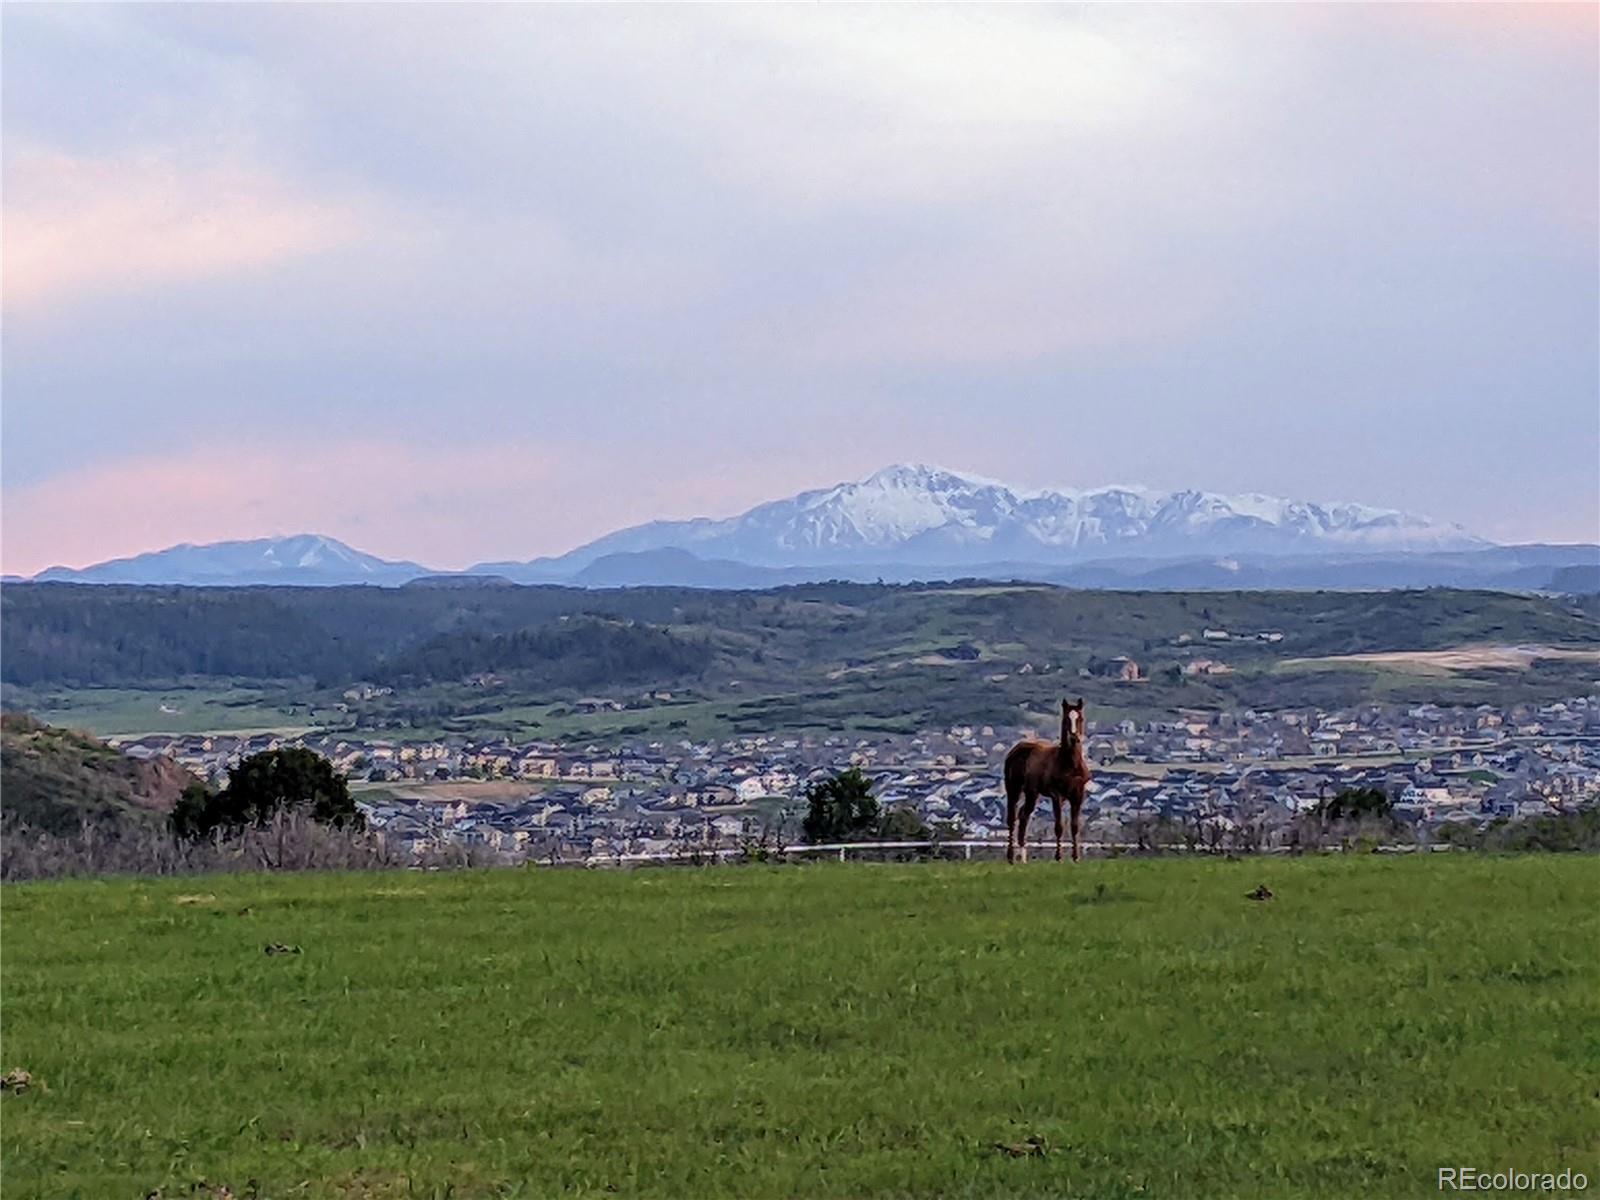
top-left (1003, 698), bottom-right (1092, 863)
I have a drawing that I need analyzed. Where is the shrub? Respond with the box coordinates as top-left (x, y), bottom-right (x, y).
top-left (877, 805), bottom-right (932, 841)
top-left (801, 768), bottom-right (880, 843)
top-left (0, 810), bottom-right (505, 881)
top-left (172, 748), bottom-right (361, 841)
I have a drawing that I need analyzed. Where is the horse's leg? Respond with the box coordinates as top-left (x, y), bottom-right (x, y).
top-left (1005, 783), bottom-right (1019, 865)
top-left (1070, 791), bottom-right (1084, 863)
top-left (1017, 791), bottom-right (1038, 865)
top-left (1052, 795), bottom-right (1065, 862)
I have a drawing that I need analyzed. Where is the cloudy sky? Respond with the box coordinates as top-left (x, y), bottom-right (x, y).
top-left (3, 4), bottom-right (1596, 574)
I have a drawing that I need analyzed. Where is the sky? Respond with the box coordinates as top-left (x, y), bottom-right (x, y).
top-left (3, 3), bottom-right (1597, 575)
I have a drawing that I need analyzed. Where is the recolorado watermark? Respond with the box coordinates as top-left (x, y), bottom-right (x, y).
top-left (1439, 1167), bottom-right (1589, 1192)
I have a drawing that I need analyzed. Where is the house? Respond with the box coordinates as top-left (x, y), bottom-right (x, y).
top-left (761, 770), bottom-right (797, 795)
top-left (526, 803), bottom-right (567, 828)
top-left (1088, 656), bottom-right (1142, 682)
top-left (691, 784), bottom-right (739, 808)
top-left (517, 754), bottom-right (558, 779)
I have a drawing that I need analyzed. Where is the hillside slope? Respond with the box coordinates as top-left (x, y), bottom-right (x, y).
top-left (0, 713), bottom-right (196, 834)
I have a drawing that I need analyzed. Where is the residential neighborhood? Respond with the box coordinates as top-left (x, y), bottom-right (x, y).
top-left (111, 693), bottom-right (1600, 862)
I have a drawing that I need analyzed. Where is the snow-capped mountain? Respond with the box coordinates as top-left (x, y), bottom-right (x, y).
top-left (519, 464), bottom-right (1486, 571)
top-left (22, 467), bottom-right (1537, 591)
top-left (31, 535), bottom-right (432, 587)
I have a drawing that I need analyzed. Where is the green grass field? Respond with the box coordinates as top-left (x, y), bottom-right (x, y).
top-left (6, 685), bottom-right (323, 738)
top-left (4, 857), bottom-right (1597, 1199)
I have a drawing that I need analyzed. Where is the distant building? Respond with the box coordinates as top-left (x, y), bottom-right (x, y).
top-left (1086, 655), bottom-right (1142, 682)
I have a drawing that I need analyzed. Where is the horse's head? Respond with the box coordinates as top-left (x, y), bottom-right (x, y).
top-left (1061, 697), bottom-right (1084, 732)
top-left (1060, 697), bottom-right (1086, 749)
top-left (1062, 700), bottom-right (1088, 774)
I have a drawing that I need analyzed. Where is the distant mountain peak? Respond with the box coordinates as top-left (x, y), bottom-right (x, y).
top-left (864, 461), bottom-right (1006, 488)
top-left (32, 534), bottom-right (430, 587)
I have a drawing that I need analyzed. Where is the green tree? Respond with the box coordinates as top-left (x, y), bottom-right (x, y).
top-left (169, 781), bottom-right (220, 842)
top-left (801, 768), bottom-right (880, 843)
top-left (1317, 787), bottom-right (1392, 821)
top-left (171, 748), bottom-right (361, 841)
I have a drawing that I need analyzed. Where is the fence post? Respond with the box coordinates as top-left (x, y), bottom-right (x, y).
top-left (838, 846), bottom-right (846, 863)
top-left (964, 843), bottom-right (973, 861)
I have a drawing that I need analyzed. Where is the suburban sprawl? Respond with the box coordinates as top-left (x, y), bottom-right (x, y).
top-left (109, 692), bottom-right (1600, 862)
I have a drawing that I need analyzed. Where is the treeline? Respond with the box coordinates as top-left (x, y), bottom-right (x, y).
top-left (373, 618), bottom-right (712, 688)
top-left (1, 587), bottom-right (365, 685)
top-left (0, 584), bottom-right (718, 689)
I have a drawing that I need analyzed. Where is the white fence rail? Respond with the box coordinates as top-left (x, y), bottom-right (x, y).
top-left (543, 839), bottom-right (1453, 867)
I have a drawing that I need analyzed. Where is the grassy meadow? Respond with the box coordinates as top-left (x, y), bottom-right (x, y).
top-left (6, 685), bottom-right (323, 739)
top-left (3, 856), bottom-right (1597, 1199)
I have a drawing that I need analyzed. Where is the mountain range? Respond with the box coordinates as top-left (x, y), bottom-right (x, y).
top-left (17, 465), bottom-right (1599, 592)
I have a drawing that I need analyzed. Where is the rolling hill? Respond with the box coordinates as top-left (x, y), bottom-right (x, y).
top-left (0, 713), bottom-right (196, 834)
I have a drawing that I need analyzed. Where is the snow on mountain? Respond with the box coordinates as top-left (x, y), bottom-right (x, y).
top-left (26, 467), bottom-right (1492, 589)
top-left (537, 463), bottom-right (1486, 569)
top-left (32, 535), bottom-right (432, 587)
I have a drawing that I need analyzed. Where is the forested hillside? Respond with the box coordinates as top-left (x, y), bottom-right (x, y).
top-left (5, 582), bottom-right (1596, 739)
top-left (373, 617), bottom-right (713, 688)
top-left (5, 581), bottom-right (1596, 689)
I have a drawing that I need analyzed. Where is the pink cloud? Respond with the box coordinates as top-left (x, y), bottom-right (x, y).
top-left (2, 146), bottom-right (369, 313)
top-left (1388, 1), bottom-right (1600, 47)
top-left (0, 440), bottom-right (882, 577)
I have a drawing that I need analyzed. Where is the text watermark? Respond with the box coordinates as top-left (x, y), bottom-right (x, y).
top-left (1440, 1167), bottom-right (1589, 1192)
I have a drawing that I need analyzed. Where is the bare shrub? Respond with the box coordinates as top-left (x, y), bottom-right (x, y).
top-left (0, 812), bottom-right (507, 882)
